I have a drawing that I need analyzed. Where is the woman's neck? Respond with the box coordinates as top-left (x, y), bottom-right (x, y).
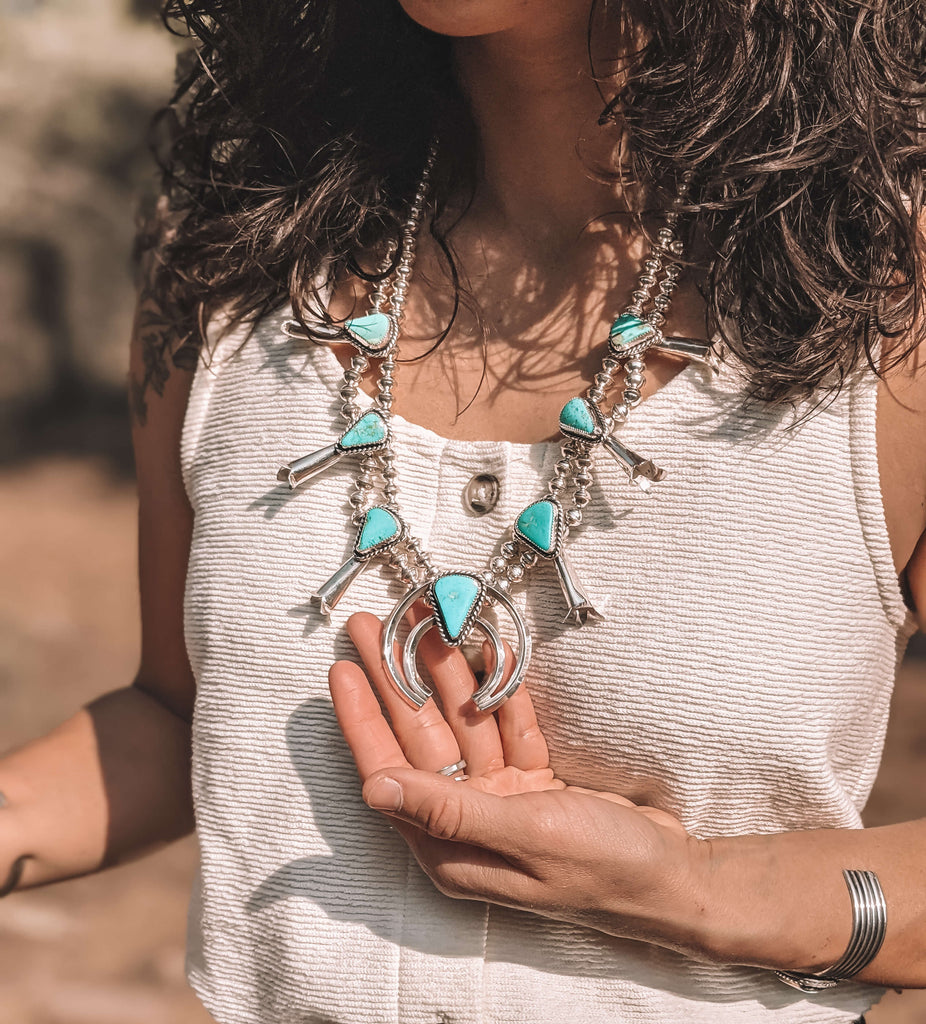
top-left (450, 12), bottom-right (629, 251)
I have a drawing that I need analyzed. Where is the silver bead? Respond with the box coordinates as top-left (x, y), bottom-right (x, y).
top-left (494, 578), bottom-right (511, 593)
top-left (556, 458), bottom-right (573, 474)
top-left (648, 311), bottom-right (666, 328)
top-left (520, 550), bottom-right (538, 568)
top-left (625, 372), bottom-right (645, 388)
top-left (481, 569), bottom-right (497, 585)
top-left (623, 388), bottom-right (642, 405)
top-left (627, 358), bottom-right (645, 371)
top-left (506, 564), bottom-right (525, 583)
top-left (573, 489), bottom-right (591, 508)
top-left (490, 555), bottom-right (508, 573)
top-left (575, 472), bottom-right (591, 487)
top-left (501, 540), bottom-right (519, 559)
top-left (565, 508), bottom-right (583, 526)
top-left (612, 402), bottom-right (630, 420)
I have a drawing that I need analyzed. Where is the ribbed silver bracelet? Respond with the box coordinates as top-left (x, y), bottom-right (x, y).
top-left (776, 869), bottom-right (887, 993)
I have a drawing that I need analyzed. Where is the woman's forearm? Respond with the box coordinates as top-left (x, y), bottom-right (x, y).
top-left (693, 818), bottom-right (926, 986)
top-left (0, 684), bottom-right (194, 892)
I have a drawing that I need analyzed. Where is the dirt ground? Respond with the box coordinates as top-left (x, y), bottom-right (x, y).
top-left (0, 457), bottom-right (924, 1024)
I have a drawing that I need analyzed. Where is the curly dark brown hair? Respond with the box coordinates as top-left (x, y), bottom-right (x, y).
top-left (140, 0), bottom-right (926, 410)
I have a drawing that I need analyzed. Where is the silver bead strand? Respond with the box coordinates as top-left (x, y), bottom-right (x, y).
top-left (588, 354), bottom-right (621, 405)
top-left (369, 142), bottom-right (439, 512)
top-left (339, 353), bottom-right (369, 426)
top-left (619, 356), bottom-right (647, 410)
top-left (370, 245), bottom-right (397, 314)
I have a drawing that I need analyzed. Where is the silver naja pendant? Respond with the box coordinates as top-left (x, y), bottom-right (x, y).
top-left (381, 572), bottom-right (532, 713)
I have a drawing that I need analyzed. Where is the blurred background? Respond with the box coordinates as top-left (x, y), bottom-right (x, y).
top-left (0, 2), bottom-right (924, 1022)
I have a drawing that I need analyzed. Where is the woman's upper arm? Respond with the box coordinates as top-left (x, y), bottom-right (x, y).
top-left (879, 334), bottom-right (926, 632)
top-left (128, 275), bottom-right (198, 724)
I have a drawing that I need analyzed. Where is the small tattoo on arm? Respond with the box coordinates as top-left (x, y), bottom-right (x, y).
top-left (130, 278), bottom-right (198, 427)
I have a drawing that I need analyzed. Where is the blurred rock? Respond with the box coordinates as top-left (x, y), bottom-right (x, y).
top-left (0, 0), bottom-right (179, 470)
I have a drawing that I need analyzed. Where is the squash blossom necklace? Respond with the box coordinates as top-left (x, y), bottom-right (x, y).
top-left (279, 149), bottom-right (709, 712)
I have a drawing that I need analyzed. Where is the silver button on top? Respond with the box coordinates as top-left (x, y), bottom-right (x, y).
top-left (463, 473), bottom-right (500, 516)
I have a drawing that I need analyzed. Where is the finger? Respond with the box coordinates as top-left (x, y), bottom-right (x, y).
top-left (328, 660), bottom-right (410, 780)
top-left (492, 642), bottom-right (549, 771)
top-left (347, 611), bottom-right (462, 774)
top-left (361, 766), bottom-right (550, 862)
top-left (414, 627), bottom-right (505, 777)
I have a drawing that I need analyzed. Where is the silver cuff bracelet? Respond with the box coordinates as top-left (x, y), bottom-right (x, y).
top-left (775, 869), bottom-right (887, 993)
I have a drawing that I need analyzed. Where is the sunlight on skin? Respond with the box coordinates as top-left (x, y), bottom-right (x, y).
top-left (329, 606), bottom-right (692, 830)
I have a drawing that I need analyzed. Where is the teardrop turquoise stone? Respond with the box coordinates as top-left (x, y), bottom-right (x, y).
top-left (559, 397), bottom-right (598, 438)
top-left (609, 314), bottom-right (654, 349)
top-left (357, 506), bottom-right (401, 553)
top-left (340, 411), bottom-right (386, 450)
top-left (345, 313), bottom-right (393, 349)
top-left (516, 500), bottom-right (557, 554)
top-left (433, 574), bottom-right (482, 642)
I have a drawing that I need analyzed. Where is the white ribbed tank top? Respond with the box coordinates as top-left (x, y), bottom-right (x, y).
top-left (181, 308), bottom-right (915, 1024)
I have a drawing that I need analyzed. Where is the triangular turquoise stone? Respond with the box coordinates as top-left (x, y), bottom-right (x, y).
top-left (357, 506), bottom-right (400, 553)
top-left (345, 313), bottom-right (392, 349)
top-left (609, 314), bottom-right (654, 349)
top-left (340, 411), bottom-right (387, 450)
top-left (432, 574), bottom-right (481, 642)
top-left (560, 397), bottom-right (598, 438)
top-left (516, 500), bottom-right (557, 554)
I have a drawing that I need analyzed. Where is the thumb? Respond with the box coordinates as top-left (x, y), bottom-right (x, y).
top-left (362, 768), bottom-right (534, 857)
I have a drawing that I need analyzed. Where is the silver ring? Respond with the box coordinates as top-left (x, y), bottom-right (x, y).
top-left (437, 759), bottom-right (467, 777)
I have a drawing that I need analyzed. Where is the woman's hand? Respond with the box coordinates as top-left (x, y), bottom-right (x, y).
top-left (328, 607), bottom-right (712, 959)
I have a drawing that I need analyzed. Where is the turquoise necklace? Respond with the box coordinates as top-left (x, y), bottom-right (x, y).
top-left (280, 152), bottom-right (710, 711)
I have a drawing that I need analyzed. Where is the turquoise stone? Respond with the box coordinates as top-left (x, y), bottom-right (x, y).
top-left (609, 314), bottom-right (654, 349)
top-left (516, 500), bottom-right (558, 555)
top-left (433, 574), bottom-right (482, 642)
top-left (339, 411), bottom-right (386, 450)
top-left (357, 506), bottom-right (401, 554)
top-left (559, 397), bottom-right (598, 439)
top-left (345, 313), bottom-right (393, 349)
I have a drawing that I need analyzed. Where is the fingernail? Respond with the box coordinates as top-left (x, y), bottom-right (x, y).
top-left (364, 777), bottom-right (403, 812)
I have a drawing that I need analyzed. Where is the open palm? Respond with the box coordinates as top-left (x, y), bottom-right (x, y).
top-left (329, 607), bottom-right (702, 948)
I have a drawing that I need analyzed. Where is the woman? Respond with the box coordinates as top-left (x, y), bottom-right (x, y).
top-left (1, 1), bottom-right (924, 1021)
